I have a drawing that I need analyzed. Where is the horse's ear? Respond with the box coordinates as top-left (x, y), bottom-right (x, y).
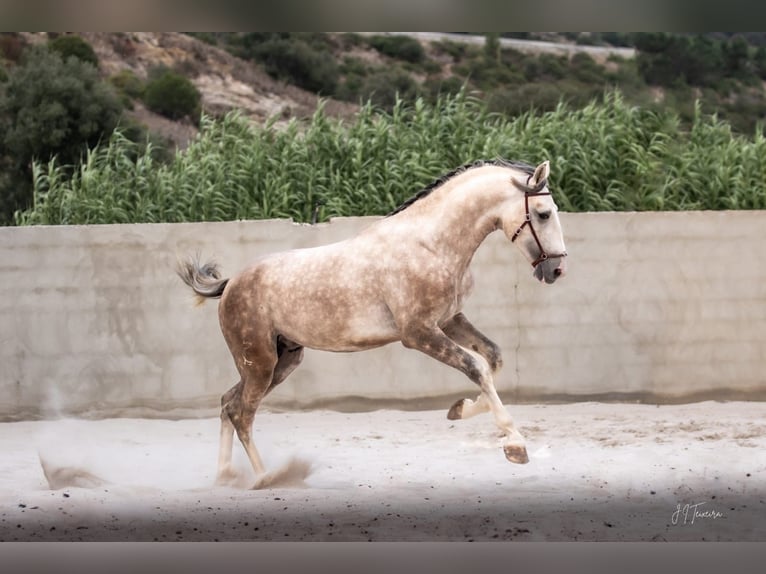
top-left (531, 161), bottom-right (550, 186)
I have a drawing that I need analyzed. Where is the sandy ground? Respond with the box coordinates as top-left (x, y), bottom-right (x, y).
top-left (0, 401), bottom-right (764, 542)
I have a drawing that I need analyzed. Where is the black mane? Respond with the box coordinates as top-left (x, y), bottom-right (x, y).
top-left (387, 159), bottom-right (536, 217)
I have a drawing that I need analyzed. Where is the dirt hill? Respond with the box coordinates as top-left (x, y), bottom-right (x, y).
top-left (20, 32), bottom-right (360, 148)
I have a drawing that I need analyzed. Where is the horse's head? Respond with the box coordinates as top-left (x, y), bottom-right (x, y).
top-left (502, 160), bottom-right (567, 284)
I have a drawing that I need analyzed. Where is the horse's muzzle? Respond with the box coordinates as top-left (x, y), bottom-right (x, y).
top-left (534, 255), bottom-right (567, 284)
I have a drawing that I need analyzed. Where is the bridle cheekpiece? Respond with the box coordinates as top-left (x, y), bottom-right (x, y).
top-left (510, 175), bottom-right (568, 268)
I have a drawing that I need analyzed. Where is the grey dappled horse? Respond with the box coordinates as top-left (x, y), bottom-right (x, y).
top-left (178, 159), bottom-right (567, 487)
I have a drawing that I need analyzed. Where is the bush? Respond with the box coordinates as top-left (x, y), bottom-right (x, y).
top-left (109, 69), bottom-right (145, 108)
top-left (0, 156), bottom-right (28, 225)
top-left (569, 52), bottom-right (606, 84)
top-left (423, 76), bottom-right (466, 103)
top-left (1, 46), bottom-right (121, 166)
top-left (48, 34), bottom-right (99, 67)
top-left (252, 37), bottom-right (339, 95)
top-left (531, 54), bottom-right (568, 81)
top-left (0, 46), bottom-right (121, 222)
top-left (367, 35), bottom-right (425, 64)
top-left (433, 40), bottom-right (469, 62)
top-left (488, 83), bottom-right (565, 116)
top-left (143, 69), bottom-right (201, 121)
top-left (357, 68), bottom-right (419, 110)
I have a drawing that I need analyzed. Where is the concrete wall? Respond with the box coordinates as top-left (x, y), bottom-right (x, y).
top-left (2, 212), bottom-right (765, 420)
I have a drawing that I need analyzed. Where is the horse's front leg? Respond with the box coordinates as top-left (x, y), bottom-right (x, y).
top-left (441, 312), bottom-right (502, 421)
top-left (442, 312), bottom-right (503, 372)
top-left (400, 324), bottom-right (528, 464)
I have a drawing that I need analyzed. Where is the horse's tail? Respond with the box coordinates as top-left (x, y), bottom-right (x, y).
top-left (176, 254), bottom-right (229, 306)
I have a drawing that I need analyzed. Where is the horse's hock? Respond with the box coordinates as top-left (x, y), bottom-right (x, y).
top-left (2, 211), bottom-right (766, 420)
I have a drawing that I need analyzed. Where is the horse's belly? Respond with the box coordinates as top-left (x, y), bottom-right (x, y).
top-left (275, 298), bottom-right (400, 352)
top-left (256, 247), bottom-right (403, 352)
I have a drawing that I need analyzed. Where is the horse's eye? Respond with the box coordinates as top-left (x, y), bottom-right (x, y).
top-left (538, 211), bottom-right (551, 221)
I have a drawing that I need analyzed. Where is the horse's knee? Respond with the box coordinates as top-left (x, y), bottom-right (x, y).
top-left (224, 403), bottom-right (254, 441)
top-left (460, 353), bottom-right (492, 388)
top-left (221, 380), bottom-right (243, 408)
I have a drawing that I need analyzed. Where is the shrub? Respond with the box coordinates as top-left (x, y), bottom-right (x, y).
top-left (252, 37), bottom-right (339, 95)
top-left (367, 35), bottom-right (425, 64)
top-left (756, 46), bottom-right (766, 80)
top-left (433, 40), bottom-right (469, 62)
top-left (569, 52), bottom-right (606, 84)
top-left (340, 56), bottom-right (369, 77)
top-left (357, 68), bottom-right (419, 110)
top-left (1, 46), bottom-right (121, 167)
top-left (488, 83), bottom-right (565, 116)
top-left (109, 69), bottom-right (145, 107)
top-left (48, 34), bottom-right (99, 67)
top-left (536, 54), bottom-right (568, 81)
top-left (0, 46), bottom-right (121, 221)
top-left (423, 76), bottom-right (466, 103)
top-left (143, 69), bottom-right (201, 121)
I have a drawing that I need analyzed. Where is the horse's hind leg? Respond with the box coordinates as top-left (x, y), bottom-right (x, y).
top-left (215, 338), bottom-right (305, 486)
top-left (215, 336), bottom-right (278, 484)
top-left (215, 380), bottom-right (242, 484)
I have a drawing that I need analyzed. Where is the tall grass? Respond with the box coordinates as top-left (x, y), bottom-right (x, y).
top-left (16, 91), bottom-right (766, 225)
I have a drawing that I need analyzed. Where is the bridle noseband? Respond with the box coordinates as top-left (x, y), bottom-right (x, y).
top-left (510, 176), bottom-right (568, 268)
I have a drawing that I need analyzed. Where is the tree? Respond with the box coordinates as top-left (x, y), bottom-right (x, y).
top-left (635, 33), bottom-right (726, 88)
top-left (634, 33), bottom-right (678, 85)
top-left (483, 33), bottom-right (501, 67)
top-left (723, 35), bottom-right (753, 81)
top-left (755, 46), bottom-right (766, 80)
top-left (685, 35), bottom-right (723, 86)
top-left (0, 46), bottom-right (121, 222)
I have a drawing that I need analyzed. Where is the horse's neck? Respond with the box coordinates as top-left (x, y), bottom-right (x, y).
top-left (395, 175), bottom-right (510, 270)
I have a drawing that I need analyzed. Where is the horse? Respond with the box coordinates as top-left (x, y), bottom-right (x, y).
top-left (177, 159), bottom-right (567, 486)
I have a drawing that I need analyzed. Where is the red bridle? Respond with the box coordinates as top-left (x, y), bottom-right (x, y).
top-left (510, 176), bottom-right (568, 268)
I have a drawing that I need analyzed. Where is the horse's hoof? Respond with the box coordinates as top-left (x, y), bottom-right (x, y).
top-left (503, 444), bottom-right (529, 464)
top-left (215, 466), bottom-right (241, 486)
top-left (447, 399), bottom-right (465, 420)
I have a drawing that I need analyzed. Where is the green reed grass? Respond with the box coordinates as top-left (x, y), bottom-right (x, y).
top-left (16, 91), bottom-right (766, 225)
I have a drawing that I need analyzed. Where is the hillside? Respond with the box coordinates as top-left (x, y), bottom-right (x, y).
top-left (19, 32), bottom-right (360, 148)
top-left (9, 32), bottom-right (766, 148)
top-left (2, 32), bottom-right (649, 150)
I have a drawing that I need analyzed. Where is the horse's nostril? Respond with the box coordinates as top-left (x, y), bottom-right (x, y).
top-left (554, 267), bottom-right (563, 277)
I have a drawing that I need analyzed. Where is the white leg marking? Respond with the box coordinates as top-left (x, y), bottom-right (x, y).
top-left (243, 436), bottom-right (266, 476)
top-left (463, 347), bottom-right (527, 451)
top-left (458, 393), bottom-right (491, 419)
top-left (216, 417), bottom-right (237, 484)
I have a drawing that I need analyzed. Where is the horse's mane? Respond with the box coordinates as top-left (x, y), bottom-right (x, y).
top-left (387, 159), bottom-right (536, 217)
